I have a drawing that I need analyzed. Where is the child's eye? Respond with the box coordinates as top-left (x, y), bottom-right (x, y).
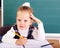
top-left (18, 19), bottom-right (21, 21)
top-left (24, 20), bottom-right (27, 22)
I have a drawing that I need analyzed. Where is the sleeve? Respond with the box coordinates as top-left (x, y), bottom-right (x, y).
top-left (38, 22), bottom-right (45, 40)
top-left (32, 22), bottom-right (45, 40)
top-left (32, 22), bottom-right (53, 48)
top-left (2, 27), bottom-right (17, 45)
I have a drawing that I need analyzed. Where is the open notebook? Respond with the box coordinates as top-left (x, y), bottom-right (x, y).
top-left (0, 39), bottom-right (53, 48)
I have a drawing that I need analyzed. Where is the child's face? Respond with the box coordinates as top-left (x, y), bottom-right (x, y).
top-left (16, 11), bottom-right (32, 30)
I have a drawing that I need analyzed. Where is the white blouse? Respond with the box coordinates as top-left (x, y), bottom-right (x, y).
top-left (2, 22), bottom-right (53, 48)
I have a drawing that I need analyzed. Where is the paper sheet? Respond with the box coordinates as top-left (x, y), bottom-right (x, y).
top-left (0, 39), bottom-right (53, 48)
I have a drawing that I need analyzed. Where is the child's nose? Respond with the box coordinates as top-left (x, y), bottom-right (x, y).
top-left (21, 21), bottom-right (25, 24)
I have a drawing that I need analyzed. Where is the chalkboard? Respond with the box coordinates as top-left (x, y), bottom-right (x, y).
top-left (3, 0), bottom-right (60, 33)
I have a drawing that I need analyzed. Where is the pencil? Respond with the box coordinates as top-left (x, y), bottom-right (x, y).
top-left (14, 32), bottom-right (23, 38)
top-left (14, 32), bottom-right (25, 48)
top-left (41, 43), bottom-right (54, 47)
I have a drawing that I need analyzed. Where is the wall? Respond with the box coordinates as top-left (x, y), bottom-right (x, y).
top-left (0, 0), bottom-right (1, 27)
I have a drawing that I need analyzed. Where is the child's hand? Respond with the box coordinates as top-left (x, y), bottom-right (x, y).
top-left (15, 37), bottom-right (28, 46)
top-left (30, 13), bottom-right (42, 24)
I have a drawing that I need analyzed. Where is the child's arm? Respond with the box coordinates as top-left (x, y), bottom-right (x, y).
top-left (2, 27), bottom-right (28, 46)
top-left (2, 28), bottom-right (17, 44)
top-left (30, 13), bottom-right (45, 40)
top-left (2, 27), bottom-right (28, 45)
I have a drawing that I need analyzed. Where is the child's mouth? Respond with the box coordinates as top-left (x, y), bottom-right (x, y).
top-left (20, 26), bottom-right (25, 28)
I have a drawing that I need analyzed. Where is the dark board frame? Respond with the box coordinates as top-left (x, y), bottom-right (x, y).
top-left (3, 0), bottom-right (60, 33)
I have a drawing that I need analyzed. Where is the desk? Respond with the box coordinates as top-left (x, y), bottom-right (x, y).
top-left (47, 39), bottom-right (60, 48)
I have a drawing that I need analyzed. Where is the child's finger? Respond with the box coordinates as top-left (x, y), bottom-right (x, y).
top-left (30, 13), bottom-right (36, 22)
top-left (30, 13), bottom-right (42, 24)
top-left (30, 13), bottom-right (35, 18)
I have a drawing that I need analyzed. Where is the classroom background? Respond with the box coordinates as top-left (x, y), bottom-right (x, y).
top-left (3, 0), bottom-right (60, 34)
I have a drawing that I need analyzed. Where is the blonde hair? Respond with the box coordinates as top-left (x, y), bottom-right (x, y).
top-left (17, 6), bottom-right (33, 13)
